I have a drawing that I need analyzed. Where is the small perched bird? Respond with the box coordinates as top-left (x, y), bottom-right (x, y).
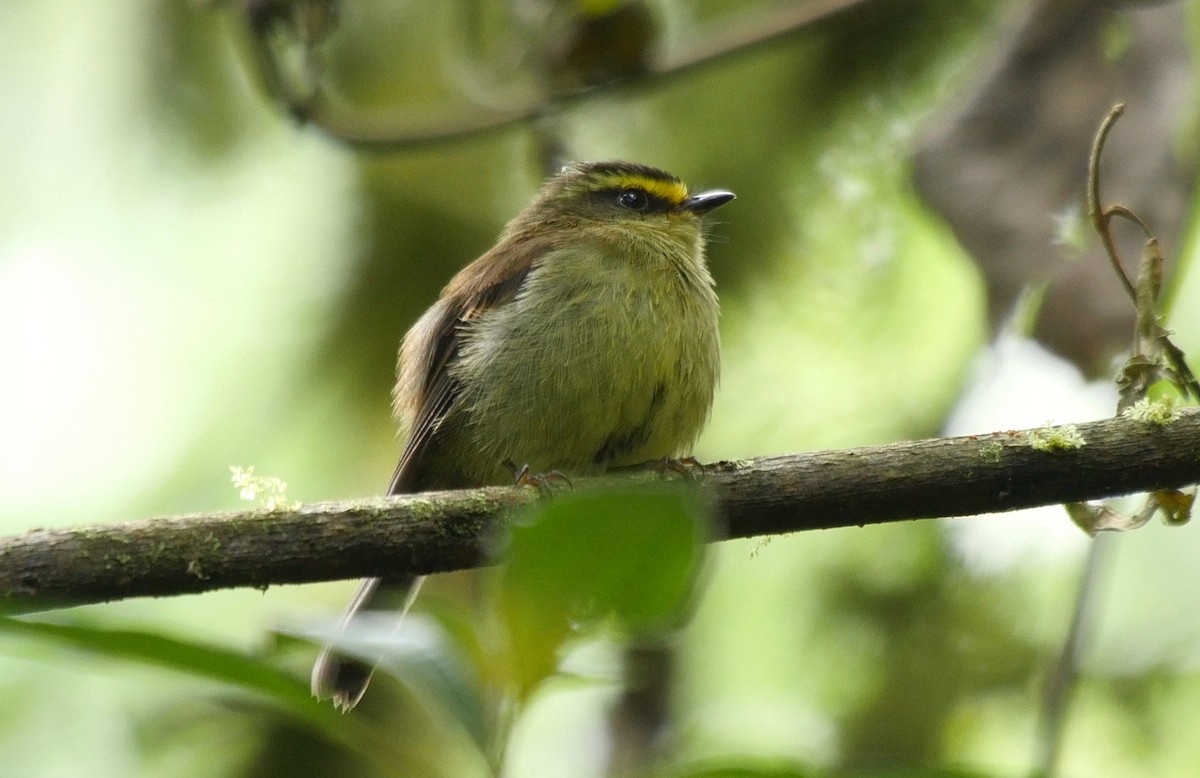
top-left (311, 160), bottom-right (734, 710)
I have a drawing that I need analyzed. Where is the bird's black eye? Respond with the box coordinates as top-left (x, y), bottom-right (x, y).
top-left (617, 189), bottom-right (649, 211)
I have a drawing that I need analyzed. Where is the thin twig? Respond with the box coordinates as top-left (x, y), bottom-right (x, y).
top-left (1087, 103), bottom-right (1138, 301)
top-left (229, 0), bottom-right (873, 150)
top-left (1032, 535), bottom-right (1112, 778)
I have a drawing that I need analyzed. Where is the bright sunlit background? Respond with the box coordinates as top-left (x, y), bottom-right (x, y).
top-left (2, 2), bottom-right (1200, 777)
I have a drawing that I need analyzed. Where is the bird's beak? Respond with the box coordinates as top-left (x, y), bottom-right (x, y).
top-left (679, 190), bottom-right (735, 214)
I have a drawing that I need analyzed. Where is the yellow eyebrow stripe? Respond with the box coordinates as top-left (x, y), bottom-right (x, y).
top-left (589, 173), bottom-right (689, 206)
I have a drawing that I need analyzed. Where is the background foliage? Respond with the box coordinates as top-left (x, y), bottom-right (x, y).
top-left (2, 1), bottom-right (1200, 776)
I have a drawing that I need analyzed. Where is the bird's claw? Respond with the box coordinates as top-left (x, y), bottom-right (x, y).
top-left (507, 461), bottom-right (573, 494)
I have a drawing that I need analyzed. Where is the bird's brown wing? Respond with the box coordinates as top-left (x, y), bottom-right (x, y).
top-left (386, 238), bottom-right (549, 495)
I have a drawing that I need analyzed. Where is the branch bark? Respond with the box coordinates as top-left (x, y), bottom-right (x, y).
top-left (3, 409), bottom-right (1198, 612)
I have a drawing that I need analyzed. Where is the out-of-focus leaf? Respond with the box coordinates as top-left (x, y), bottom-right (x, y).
top-left (500, 487), bottom-right (706, 694)
top-left (664, 757), bottom-right (815, 778)
top-left (296, 611), bottom-right (494, 753)
top-left (836, 769), bottom-right (996, 778)
top-left (0, 616), bottom-right (335, 732)
top-left (378, 619), bottom-right (492, 753)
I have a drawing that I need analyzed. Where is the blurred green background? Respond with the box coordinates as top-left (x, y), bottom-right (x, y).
top-left (2, 1), bottom-right (1200, 776)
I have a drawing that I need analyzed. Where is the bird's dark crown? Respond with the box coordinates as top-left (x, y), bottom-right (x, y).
top-left (559, 161), bottom-right (690, 211)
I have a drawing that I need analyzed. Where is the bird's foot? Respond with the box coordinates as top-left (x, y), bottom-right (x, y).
top-left (506, 460), bottom-right (573, 493)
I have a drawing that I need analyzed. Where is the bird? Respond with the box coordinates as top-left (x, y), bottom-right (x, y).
top-left (311, 160), bottom-right (734, 710)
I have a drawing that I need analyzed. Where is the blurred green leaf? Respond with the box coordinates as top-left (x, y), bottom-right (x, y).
top-left (363, 614), bottom-right (493, 753)
top-left (500, 487), bottom-right (706, 694)
top-left (665, 757), bottom-right (815, 778)
top-left (836, 769), bottom-right (995, 778)
top-left (670, 770), bottom-right (811, 778)
top-left (0, 616), bottom-right (333, 731)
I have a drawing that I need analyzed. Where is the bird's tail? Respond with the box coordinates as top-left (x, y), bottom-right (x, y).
top-left (311, 574), bottom-right (424, 711)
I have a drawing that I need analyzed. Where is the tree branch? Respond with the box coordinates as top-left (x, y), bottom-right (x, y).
top-left (3, 410), bottom-right (1198, 612)
top-left (231, 0), bottom-right (874, 150)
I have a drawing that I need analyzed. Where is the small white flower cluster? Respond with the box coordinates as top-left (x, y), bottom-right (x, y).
top-left (229, 465), bottom-right (295, 511)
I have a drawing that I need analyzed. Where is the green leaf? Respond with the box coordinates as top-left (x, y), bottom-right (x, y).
top-left (500, 487), bottom-right (706, 694)
top-left (836, 770), bottom-right (996, 778)
top-left (0, 615), bottom-right (335, 732)
top-left (669, 767), bottom-right (813, 778)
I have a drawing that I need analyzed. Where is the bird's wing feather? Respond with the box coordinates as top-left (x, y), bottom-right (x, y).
top-left (386, 237), bottom-right (552, 495)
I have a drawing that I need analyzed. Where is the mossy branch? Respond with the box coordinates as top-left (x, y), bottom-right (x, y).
top-left (2, 409), bottom-right (1198, 612)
